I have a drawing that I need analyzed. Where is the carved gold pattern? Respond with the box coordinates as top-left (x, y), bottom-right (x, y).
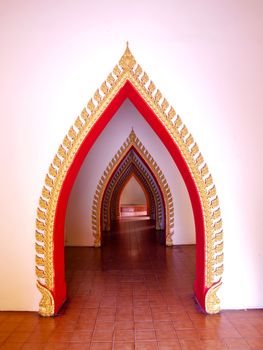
top-left (36, 44), bottom-right (223, 315)
top-left (94, 130), bottom-right (171, 245)
top-left (37, 282), bottom-right (55, 317)
top-left (205, 282), bottom-right (222, 314)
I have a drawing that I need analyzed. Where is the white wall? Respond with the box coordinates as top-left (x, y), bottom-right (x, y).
top-left (0, 0), bottom-right (263, 311)
top-left (65, 100), bottom-right (195, 246)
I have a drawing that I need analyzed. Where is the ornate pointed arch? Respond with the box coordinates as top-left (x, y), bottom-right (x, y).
top-left (93, 131), bottom-right (169, 244)
top-left (100, 145), bottom-right (165, 232)
top-left (110, 164), bottom-right (157, 224)
top-left (111, 151), bottom-right (165, 229)
top-left (104, 163), bottom-right (156, 228)
top-left (35, 44), bottom-right (223, 316)
top-left (101, 150), bottom-right (157, 230)
top-left (113, 172), bottom-right (152, 219)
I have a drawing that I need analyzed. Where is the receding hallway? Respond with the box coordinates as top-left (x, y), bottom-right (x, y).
top-left (65, 218), bottom-right (195, 307)
top-left (0, 219), bottom-right (263, 349)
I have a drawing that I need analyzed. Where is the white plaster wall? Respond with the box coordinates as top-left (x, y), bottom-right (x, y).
top-left (0, 0), bottom-right (263, 311)
top-left (120, 177), bottom-right (147, 205)
top-left (65, 100), bottom-right (195, 246)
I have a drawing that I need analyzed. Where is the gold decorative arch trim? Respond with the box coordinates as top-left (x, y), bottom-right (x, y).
top-left (35, 44), bottom-right (223, 315)
top-left (92, 129), bottom-right (174, 246)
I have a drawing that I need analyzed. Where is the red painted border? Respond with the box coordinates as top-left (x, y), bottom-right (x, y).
top-left (52, 80), bottom-right (206, 313)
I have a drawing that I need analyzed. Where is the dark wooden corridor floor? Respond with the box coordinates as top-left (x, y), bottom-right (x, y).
top-left (0, 219), bottom-right (263, 349)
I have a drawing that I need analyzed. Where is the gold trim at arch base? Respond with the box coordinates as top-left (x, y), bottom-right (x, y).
top-left (35, 43), bottom-right (224, 316)
top-left (37, 281), bottom-right (55, 317)
top-left (205, 281), bottom-right (222, 314)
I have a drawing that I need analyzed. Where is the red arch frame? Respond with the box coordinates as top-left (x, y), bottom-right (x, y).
top-left (53, 81), bottom-right (205, 313)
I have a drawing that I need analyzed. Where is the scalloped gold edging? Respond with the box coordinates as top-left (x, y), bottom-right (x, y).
top-left (92, 129), bottom-right (174, 246)
top-left (35, 43), bottom-right (223, 315)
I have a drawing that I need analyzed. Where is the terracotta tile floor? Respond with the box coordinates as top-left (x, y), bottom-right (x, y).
top-left (1, 219), bottom-right (263, 349)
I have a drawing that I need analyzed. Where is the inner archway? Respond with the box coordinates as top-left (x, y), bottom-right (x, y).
top-left (119, 176), bottom-right (148, 218)
top-left (99, 140), bottom-right (167, 237)
top-left (35, 45), bottom-right (223, 316)
top-left (92, 131), bottom-right (173, 247)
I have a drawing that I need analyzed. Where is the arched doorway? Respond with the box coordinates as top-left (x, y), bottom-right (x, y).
top-left (35, 45), bottom-right (223, 316)
top-left (93, 132), bottom-right (172, 247)
top-left (118, 176), bottom-right (148, 218)
top-left (115, 175), bottom-right (150, 219)
top-left (100, 143), bottom-right (166, 233)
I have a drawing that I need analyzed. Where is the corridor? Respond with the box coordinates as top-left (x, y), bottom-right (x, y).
top-left (65, 218), bottom-right (196, 314)
top-left (0, 219), bottom-right (263, 349)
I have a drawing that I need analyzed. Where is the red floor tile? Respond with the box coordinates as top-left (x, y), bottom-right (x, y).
top-left (92, 330), bottom-right (113, 342)
top-left (158, 340), bottom-right (181, 349)
top-left (176, 329), bottom-right (199, 340)
top-left (74, 321), bottom-right (96, 331)
top-left (179, 338), bottom-right (204, 350)
top-left (0, 343), bottom-right (24, 349)
top-left (0, 333), bottom-right (9, 343)
top-left (155, 329), bottom-right (177, 341)
top-left (115, 321), bottom-right (134, 330)
top-left (153, 321), bottom-right (174, 331)
top-left (44, 344), bottom-right (69, 350)
top-left (135, 341), bottom-right (158, 349)
top-left (115, 329), bottom-right (134, 341)
top-left (245, 337), bottom-right (263, 349)
top-left (48, 331), bottom-right (73, 343)
top-left (21, 343), bottom-right (45, 349)
top-left (201, 339), bottom-right (228, 349)
top-left (223, 337), bottom-right (250, 350)
top-left (67, 343), bottom-right (90, 350)
top-left (89, 343), bottom-right (112, 350)
top-left (5, 331), bottom-right (32, 343)
top-left (70, 331), bottom-right (93, 342)
top-left (26, 331), bottom-right (53, 343)
top-left (113, 342), bottom-right (134, 349)
top-left (135, 330), bottom-right (156, 341)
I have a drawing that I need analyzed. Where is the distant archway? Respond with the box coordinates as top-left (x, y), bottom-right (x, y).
top-left (93, 131), bottom-right (170, 245)
top-left (118, 175), bottom-right (149, 218)
top-left (115, 174), bottom-right (150, 218)
top-left (35, 45), bottom-right (223, 316)
top-left (105, 167), bottom-right (154, 226)
top-left (100, 145), bottom-right (166, 233)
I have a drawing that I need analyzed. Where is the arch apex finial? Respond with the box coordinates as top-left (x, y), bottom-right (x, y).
top-left (119, 42), bottom-right (136, 71)
top-left (129, 128), bottom-right (136, 141)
